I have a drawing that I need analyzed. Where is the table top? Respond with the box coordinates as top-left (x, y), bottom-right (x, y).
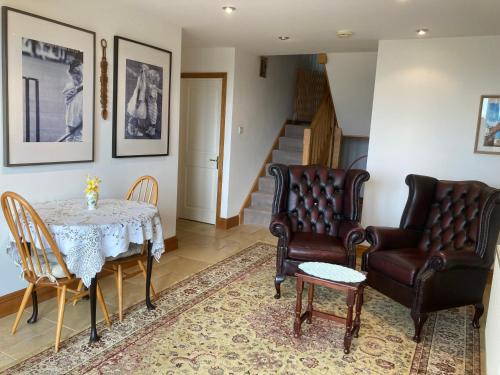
top-left (7, 198), bottom-right (165, 287)
top-left (32, 198), bottom-right (158, 226)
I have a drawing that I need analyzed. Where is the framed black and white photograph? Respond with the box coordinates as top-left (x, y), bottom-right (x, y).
top-left (2, 7), bottom-right (95, 166)
top-left (112, 36), bottom-right (171, 158)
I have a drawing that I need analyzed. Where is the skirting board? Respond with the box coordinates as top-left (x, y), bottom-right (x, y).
top-left (0, 236), bottom-right (178, 320)
top-left (216, 215), bottom-right (239, 230)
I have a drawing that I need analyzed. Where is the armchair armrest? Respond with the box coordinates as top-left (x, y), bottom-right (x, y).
top-left (366, 226), bottom-right (421, 252)
top-left (338, 221), bottom-right (365, 251)
top-left (426, 250), bottom-right (487, 272)
top-left (269, 213), bottom-right (291, 244)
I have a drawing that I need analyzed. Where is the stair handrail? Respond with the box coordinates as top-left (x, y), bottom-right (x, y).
top-left (301, 57), bottom-right (342, 168)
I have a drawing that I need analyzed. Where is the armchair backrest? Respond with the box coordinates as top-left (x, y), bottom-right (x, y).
top-left (401, 174), bottom-right (500, 264)
top-left (269, 164), bottom-right (369, 236)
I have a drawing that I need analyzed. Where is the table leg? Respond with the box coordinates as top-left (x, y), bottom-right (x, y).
top-left (344, 290), bottom-right (355, 354)
top-left (27, 288), bottom-right (38, 324)
top-left (294, 277), bottom-right (304, 338)
top-left (306, 284), bottom-right (314, 324)
top-left (145, 241), bottom-right (156, 310)
top-left (89, 277), bottom-right (100, 342)
top-left (353, 285), bottom-right (364, 338)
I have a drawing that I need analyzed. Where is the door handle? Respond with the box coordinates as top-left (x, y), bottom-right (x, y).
top-left (209, 156), bottom-right (219, 169)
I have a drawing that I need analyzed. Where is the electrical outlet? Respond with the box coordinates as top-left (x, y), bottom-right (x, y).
top-left (238, 126), bottom-right (244, 134)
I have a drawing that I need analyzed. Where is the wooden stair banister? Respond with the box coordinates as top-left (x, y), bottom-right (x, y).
top-left (301, 54), bottom-right (342, 168)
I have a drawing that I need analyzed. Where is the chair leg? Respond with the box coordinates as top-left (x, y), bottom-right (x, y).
top-left (472, 303), bottom-right (484, 329)
top-left (116, 265), bottom-right (123, 322)
top-left (11, 283), bottom-right (34, 335)
top-left (96, 283), bottom-right (111, 326)
top-left (54, 285), bottom-right (67, 353)
top-left (274, 274), bottom-right (285, 299)
top-left (137, 260), bottom-right (157, 297)
top-left (72, 280), bottom-right (84, 306)
top-left (411, 312), bottom-right (428, 343)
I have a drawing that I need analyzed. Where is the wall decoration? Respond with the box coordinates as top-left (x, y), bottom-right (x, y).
top-left (475, 95), bottom-right (500, 155)
top-left (100, 39), bottom-right (108, 120)
top-left (2, 7), bottom-right (95, 166)
top-left (112, 36), bottom-right (171, 158)
top-left (259, 56), bottom-right (267, 78)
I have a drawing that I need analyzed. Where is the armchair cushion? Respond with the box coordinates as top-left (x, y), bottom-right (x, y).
top-left (369, 248), bottom-right (428, 286)
top-left (287, 232), bottom-right (347, 264)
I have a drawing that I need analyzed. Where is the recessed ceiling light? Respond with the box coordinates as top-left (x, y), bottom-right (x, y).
top-left (336, 30), bottom-right (353, 38)
top-left (416, 28), bottom-right (429, 36)
top-left (278, 36), bottom-right (290, 41)
top-left (222, 6), bottom-right (236, 14)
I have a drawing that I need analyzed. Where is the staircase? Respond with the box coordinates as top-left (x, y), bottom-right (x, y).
top-left (243, 122), bottom-right (307, 226)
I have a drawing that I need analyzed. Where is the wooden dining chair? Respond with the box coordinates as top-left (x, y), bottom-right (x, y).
top-left (105, 176), bottom-right (159, 321)
top-left (1, 192), bottom-right (111, 352)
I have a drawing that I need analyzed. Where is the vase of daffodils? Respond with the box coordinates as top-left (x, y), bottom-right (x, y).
top-left (85, 176), bottom-right (101, 210)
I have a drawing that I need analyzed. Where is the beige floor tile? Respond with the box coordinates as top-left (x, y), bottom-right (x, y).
top-left (0, 352), bottom-right (15, 371)
top-left (0, 311), bottom-right (74, 359)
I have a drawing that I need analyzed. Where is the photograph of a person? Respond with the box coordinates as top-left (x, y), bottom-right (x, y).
top-left (22, 37), bottom-right (84, 142)
top-left (125, 59), bottom-right (163, 139)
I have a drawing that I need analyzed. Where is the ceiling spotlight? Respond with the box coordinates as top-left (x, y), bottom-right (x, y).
top-left (222, 6), bottom-right (236, 14)
top-left (278, 36), bottom-right (290, 41)
top-left (336, 30), bottom-right (353, 38)
top-left (416, 28), bottom-right (429, 36)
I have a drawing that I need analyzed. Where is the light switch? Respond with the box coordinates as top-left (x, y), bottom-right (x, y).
top-left (238, 126), bottom-right (244, 134)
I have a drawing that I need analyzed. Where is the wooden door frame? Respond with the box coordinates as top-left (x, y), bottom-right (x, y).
top-left (180, 72), bottom-right (229, 228)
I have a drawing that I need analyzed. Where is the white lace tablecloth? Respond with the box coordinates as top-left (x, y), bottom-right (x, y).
top-left (7, 198), bottom-right (164, 287)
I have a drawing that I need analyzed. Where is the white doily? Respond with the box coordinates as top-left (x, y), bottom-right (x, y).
top-left (299, 262), bottom-right (366, 283)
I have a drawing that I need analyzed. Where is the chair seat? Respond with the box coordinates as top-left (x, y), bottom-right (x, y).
top-left (369, 248), bottom-right (428, 286)
top-left (287, 232), bottom-right (348, 264)
top-left (30, 250), bottom-right (67, 279)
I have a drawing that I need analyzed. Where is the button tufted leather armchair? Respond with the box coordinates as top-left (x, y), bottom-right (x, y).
top-left (362, 174), bottom-right (500, 342)
top-left (269, 164), bottom-right (370, 299)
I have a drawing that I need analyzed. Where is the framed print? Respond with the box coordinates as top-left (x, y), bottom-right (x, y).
top-left (2, 7), bottom-right (95, 166)
top-left (112, 36), bottom-right (171, 158)
top-left (474, 95), bottom-right (500, 155)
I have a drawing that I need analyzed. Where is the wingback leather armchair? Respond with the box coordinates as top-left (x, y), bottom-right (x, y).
top-left (362, 174), bottom-right (500, 342)
top-left (269, 164), bottom-right (370, 299)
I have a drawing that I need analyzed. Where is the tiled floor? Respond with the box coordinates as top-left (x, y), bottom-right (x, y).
top-left (0, 219), bottom-right (491, 373)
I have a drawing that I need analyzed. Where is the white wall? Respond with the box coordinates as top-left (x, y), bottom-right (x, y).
top-left (326, 52), bottom-right (377, 137)
top-left (0, 0), bottom-right (182, 296)
top-left (226, 50), bottom-right (300, 216)
top-left (180, 47), bottom-right (235, 217)
top-left (364, 36), bottom-right (500, 229)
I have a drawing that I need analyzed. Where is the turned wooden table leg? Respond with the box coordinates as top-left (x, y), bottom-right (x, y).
top-left (344, 290), bottom-right (355, 354)
top-left (294, 277), bottom-right (304, 338)
top-left (353, 285), bottom-right (364, 338)
top-left (306, 284), bottom-right (314, 324)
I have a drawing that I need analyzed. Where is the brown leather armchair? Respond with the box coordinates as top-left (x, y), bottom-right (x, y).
top-left (269, 164), bottom-right (370, 299)
top-left (362, 174), bottom-right (500, 342)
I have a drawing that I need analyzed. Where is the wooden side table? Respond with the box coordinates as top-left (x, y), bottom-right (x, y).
top-left (294, 271), bottom-right (366, 354)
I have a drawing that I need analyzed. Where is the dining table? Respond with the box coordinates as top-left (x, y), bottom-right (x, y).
top-left (6, 198), bottom-right (165, 343)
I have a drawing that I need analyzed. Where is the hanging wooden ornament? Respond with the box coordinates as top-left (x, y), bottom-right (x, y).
top-left (100, 39), bottom-right (108, 120)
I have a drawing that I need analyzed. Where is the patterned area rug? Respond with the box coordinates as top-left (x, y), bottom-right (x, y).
top-left (3, 242), bottom-right (480, 374)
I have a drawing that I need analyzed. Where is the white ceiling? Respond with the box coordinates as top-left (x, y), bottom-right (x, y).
top-left (123, 0), bottom-right (500, 55)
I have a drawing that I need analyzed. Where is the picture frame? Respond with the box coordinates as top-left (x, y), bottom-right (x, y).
top-left (474, 95), bottom-right (500, 155)
top-left (2, 7), bottom-right (95, 166)
top-left (112, 36), bottom-right (171, 158)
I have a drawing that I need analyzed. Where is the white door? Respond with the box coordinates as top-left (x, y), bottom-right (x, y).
top-left (179, 78), bottom-right (222, 224)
